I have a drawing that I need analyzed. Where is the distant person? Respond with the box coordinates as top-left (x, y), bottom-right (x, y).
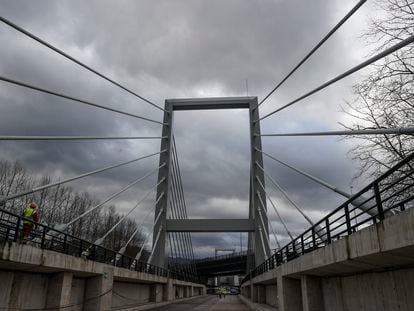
top-left (219, 287), bottom-right (226, 299)
top-left (21, 202), bottom-right (39, 242)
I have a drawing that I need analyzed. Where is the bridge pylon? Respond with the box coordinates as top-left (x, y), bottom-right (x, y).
top-left (150, 97), bottom-right (271, 270)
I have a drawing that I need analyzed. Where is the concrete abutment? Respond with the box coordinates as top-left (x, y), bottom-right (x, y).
top-left (0, 242), bottom-right (205, 310)
top-left (240, 208), bottom-right (414, 311)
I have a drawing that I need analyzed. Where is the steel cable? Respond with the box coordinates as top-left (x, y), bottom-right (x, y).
top-left (1, 150), bottom-right (165, 203)
top-left (0, 75), bottom-right (166, 125)
top-left (0, 15), bottom-right (166, 113)
top-left (258, 0), bottom-right (367, 108)
top-left (257, 34), bottom-right (414, 122)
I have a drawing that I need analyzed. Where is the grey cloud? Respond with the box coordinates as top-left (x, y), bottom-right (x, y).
top-left (0, 0), bottom-right (376, 257)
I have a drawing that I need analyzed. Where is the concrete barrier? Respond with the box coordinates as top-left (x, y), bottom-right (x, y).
top-left (0, 241), bottom-right (205, 310)
top-left (241, 208), bottom-right (414, 311)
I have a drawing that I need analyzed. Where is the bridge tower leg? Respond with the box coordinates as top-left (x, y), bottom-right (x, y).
top-left (248, 98), bottom-right (271, 269)
top-left (151, 101), bottom-right (173, 269)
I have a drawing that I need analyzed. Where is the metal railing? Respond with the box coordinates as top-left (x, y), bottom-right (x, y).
top-left (0, 208), bottom-right (199, 283)
top-left (242, 153), bottom-right (414, 284)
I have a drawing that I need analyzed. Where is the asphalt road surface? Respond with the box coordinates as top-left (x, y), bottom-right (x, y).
top-left (148, 295), bottom-right (250, 310)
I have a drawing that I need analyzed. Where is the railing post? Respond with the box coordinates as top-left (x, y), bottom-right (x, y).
top-left (6, 225), bottom-right (10, 240)
top-left (78, 240), bottom-right (83, 257)
top-left (300, 235), bottom-right (305, 255)
top-left (0, 199), bottom-right (5, 232)
top-left (41, 226), bottom-right (46, 249)
top-left (373, 183), bottom-right (384, 220)
top-left (91, 245), bottom-right (96, 260)
top-left (14, 217), bottom-right (21, 242)
top-left (311, 227), bottom-right (316, 249)
top-left (344, 204), bottom-right (352, 235)
top-left (325, 218), bottom-right (331, 244)
top-left (63, 234), bottom-right (67, 254)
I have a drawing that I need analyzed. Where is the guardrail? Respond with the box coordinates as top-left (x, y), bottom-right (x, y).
top-left (242, 152), bottom-right (414, 284)
top-left (0, 208), bottom-right (199, 283)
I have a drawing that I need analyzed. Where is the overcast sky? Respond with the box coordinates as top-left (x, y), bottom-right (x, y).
top-left (0, 0), bottom-right (381, 257)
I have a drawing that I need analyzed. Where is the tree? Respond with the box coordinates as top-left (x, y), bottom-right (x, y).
top-left (0, 159), bottom-right (146, 252)
top-left (343, 0), bottom-right (414, 178)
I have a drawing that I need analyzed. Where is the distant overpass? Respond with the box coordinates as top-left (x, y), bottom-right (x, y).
top-left (195, 251), bottom-right (250, 277)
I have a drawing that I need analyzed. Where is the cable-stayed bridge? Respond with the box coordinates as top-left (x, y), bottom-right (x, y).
top-left (0, 1), bottom-right (414, 310)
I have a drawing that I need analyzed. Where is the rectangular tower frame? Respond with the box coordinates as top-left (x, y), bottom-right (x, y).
top-left (151, 96), bottom-right (270, 269)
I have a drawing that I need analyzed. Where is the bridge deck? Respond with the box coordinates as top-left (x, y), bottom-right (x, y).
top-left (148, 295), bottom-right (249, 310)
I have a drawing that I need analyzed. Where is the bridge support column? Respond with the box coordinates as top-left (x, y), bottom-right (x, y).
top-left (150, 284), bottom-right (164, 302)
top-left (84, 267), bottom-right (113, 311)
top-left (177, 286), bottom-right (184, 298)
top-left (249, 98), bottom-right (270, 267)
top-left (152, 101), bottom-right (173, 269)
top-left (301, 275), bottom-right (324, 311)
top-left (163, 279), bottom-right (175, 301)
top-left (251, 284), bottom-right (258, 302)
top-left (190, 286), bottom-right (194, 297)
top-left (45, 272), bottom-right (73, 310)
top-left (277, 271), bottom-right (303, 311)
top-left (249, 281), bottom-right (254, 301)
top-left (184, 286), bottom-right (190, 298)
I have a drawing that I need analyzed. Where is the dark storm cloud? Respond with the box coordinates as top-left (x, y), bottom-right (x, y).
top-left (0, 0), bottom-right (375, 257)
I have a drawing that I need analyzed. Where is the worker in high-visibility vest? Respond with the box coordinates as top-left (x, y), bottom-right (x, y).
top-left (21, 202), bottom-right (39, 242)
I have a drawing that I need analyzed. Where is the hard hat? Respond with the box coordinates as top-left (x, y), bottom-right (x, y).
top-left (30, 202), bottom-right (38, 209)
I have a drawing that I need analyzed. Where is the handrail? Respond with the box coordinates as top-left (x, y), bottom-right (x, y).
top-left (242, 153), bottom-right (414, 284)
top-left (0, 207), bottom-right (199, 283)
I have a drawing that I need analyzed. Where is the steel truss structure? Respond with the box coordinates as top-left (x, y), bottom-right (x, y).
top-left (151, 97), bottom-right (271, 269)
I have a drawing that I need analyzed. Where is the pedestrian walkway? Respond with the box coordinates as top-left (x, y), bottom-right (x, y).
top-left (239, 295), bottom-right (278, 311)
top-left (148, 295), bottom-right (249, 310)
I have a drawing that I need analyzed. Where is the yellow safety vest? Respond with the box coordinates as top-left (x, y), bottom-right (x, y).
top-left (23, 207), bottom-right (36, 224)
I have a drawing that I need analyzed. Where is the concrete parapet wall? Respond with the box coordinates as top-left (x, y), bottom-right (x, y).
top-left (0, 241), bottom-right (205, 310)
top-left (281, 207), bottom-right (414, 278)
top-left (240, 208), bottom-right (414, 311)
